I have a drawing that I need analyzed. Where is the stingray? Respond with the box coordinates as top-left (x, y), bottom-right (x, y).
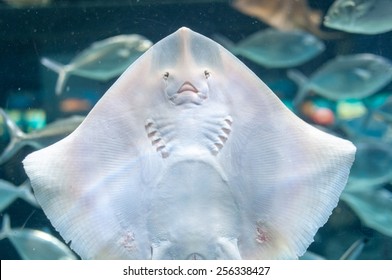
top-left (23, 27), bottom-right (356, 260)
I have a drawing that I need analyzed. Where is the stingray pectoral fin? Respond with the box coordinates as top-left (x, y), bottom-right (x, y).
top-left (23, 136), bottom-right (154, 259)
top-left (234, 120), bottom-right (355, 259)
top-left (23, 50), bottom-right (162, 259)
top-left (212, 34), bottom-right (238, 55)
top-left (216, 47), bottom-right (356, 259)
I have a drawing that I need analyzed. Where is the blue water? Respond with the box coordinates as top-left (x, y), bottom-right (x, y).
top-left (0, 0), bottom-right (391, 260)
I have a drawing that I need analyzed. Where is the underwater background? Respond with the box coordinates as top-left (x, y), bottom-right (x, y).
top-left (0, 0), bottom-right (392, 260)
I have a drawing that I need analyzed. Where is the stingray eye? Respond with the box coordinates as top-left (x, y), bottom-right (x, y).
top-left (204, 70), bottom-right (210, 79)
top-left (163, 72), bottom-right (169, 80)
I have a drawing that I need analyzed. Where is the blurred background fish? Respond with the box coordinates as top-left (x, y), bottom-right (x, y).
top-left (0, 109), bottom-right (84, 165)
top-left (0, 180), bottom-right (39, 212)
top-left (342, 188), bottom-right (392, 237)
top-left (41, 34), bottom-right (153, 95)
top-left (324, 0), bottom-right (392, 35)
top-left (288, 54), bottom-right (392, 105)
top-left (214, 28), bottom-right (325, 68)
top-left (0, 215), bottom-right (78, 260)
top-left (339, 237), bottom-right (369, 260)
top-left (346, 140), bottom-right (392, 189)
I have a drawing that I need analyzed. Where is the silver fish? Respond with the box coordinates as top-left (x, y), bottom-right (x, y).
top-left (0, 109), bottom-right (84, 164)
top-left (346, 140), bottom-right (392, 190)
top-left (41, 34), bottom-right (153, 95)
top-left (341, 188), bottom-right (392, 237)
top-left (288, 54), bottom-right (392, 105)
top-left (0, 214), bottom-right (77, 260)
top-left (338, 113), bottom-right (392, 144)
top-left (324, 0), bottom-right (392, 35)
top-left (214, 28), bottom-right (325, 68)
top-left (0, 180), bottom-right (39, 212)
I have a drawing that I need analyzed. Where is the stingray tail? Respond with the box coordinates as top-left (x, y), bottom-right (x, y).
top-left (0, 214), bottom-right (11, 241)
top-left (0, 108), bottom-right (28, 165)
top-left (287, 70), bottom-right (310, 108)
top-left (40, 57), bottom-right (69, 95)
top-left (212, 34), bottom-right (238, 54)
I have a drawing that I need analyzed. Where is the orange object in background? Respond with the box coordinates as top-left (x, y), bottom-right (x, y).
top-left (301, 101), bottom-right (335, 126)
top-left (60, 98), bottom-right (92, 113)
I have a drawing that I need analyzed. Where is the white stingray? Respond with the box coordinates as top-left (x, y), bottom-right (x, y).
top-left (23, 27), bottom-right (356, 260)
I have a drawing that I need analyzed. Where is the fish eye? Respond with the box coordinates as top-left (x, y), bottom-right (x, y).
top-left (163, 72), bottom-right (169, 80)
top-left (204, 70), bottom-right (210, 79)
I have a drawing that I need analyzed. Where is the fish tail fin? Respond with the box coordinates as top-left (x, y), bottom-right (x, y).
top-left (0, 214), bottom-right (11, 241)
top-left (40, 57), bottom-right (68, 95)
top-left (286, 70), bottom-right (309, 107)
top-left (339, 237), bottom-right (369, 260)
top-left (18, 181), bottom-right (40, 208)
top-left (211, 34), bottom-right (238, 54)
top-left (0, 108), bottom-right (27, 165)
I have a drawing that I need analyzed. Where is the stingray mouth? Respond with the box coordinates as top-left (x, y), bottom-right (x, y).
top-left (177, 81), bottom-right (198, 94)
top-left (168, 81), bottom-right (207, 105)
